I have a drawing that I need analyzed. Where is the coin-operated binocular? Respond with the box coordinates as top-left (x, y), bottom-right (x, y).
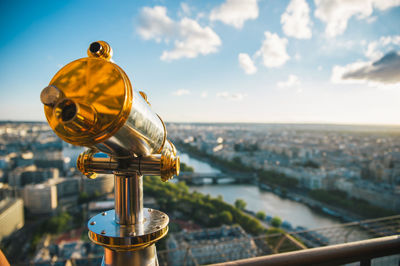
top-left (40, 41), bottom-right (179, 266)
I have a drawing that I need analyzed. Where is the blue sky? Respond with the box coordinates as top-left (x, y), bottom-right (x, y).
top-left (0, 0), bottom-right (399, 125)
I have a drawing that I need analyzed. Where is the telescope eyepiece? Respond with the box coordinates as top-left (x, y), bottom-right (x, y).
top-left (60, 100), bottom-right (77, 122)
top-left (54, 99), bottom-right (96, 133)
top-left (89, 42), bottom-right (102, 54)
top-left (87, 40), bottom-right (113, 60)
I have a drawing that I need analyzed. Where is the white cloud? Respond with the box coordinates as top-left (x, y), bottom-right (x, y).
top-left (137, 6), bottom-right (222, 61)
top-left (331, 62), bottom-right (368, 84)
top-left (161, 18), bottom-right (222, 61)
top-left (137, 6), bottom-right (175, 42)
top-left (281, 0), bottom-right (312, 39)
top-left (173, 89), bottom-right (191, 96)
top-left (314, 0), bottom-right (400, 38)
top-left (374, 0), bottom-right (400, 9)
top-left (365, 42), bottom-right (383, 60)
top-left (331, 51), bottom-right (400, 85)
top-left (255, 32), bottom-right (290, 68)
top-left (238, 53), bottom-right (257, 74)
top-left (238, 32), bottom-right (290, 73)
top-left (216, 91), bottom-right (247, 101)
top-left (210, 0), bottom-right (259, 29)
top-left (365, 35), bottom-right (400, 60)
top-left (201, 91), bottom-right (208, 98)
top-left (277, 75), bottom-right (301, 88)
top-left (381, 35), bottom-right (400, 46)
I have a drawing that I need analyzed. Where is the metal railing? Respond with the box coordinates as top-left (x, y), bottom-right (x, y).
top-left (210, 235), bottom-right (400, 266)
top-left (157, 215), bottom-right (400, 266)
top-left (27, 215), bottom-right (400, 265)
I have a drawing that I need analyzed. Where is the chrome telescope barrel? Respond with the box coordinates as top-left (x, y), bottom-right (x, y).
top-left (40, 41), bottom-right (176, 159)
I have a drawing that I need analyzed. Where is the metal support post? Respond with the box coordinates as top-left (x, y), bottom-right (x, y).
top-left (114, 174), bottom-right (143, 226)
top-left (87, 172), bottom-right (168, 266)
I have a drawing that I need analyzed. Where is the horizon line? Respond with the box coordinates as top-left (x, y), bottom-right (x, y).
top-left (1, 119), bottom-right (400, 128)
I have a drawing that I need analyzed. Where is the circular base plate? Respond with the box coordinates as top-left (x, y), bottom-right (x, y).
top-left (88, 208), bottom-right (169, 249)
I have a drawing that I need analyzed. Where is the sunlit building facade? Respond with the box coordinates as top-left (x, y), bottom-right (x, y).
top-left (0, 198), bottom-right (24, 240)
top-left (22, 183), bottom-right (57, 214)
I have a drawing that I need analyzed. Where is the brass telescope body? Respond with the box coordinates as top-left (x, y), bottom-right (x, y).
top-left (40, 41), bottom-right (179, 266)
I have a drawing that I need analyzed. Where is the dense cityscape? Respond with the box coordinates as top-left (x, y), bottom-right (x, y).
top-left (0, 121), bottom-right (399, 265)
top-left (169, 123), bottom-right (400, 215)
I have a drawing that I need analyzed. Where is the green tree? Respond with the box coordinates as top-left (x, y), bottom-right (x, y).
top-left (46, 211), bottom-right (72, 234)
top-left (180, 162), bottom-right (195, 172)
top-left (218, 211), bottom-right (233, 225)
top-left (256, 211), bottom-right (266, 220)
top-left (271, 216), bottom-right (282, 227)
top-left (143, 175), bottom-right (266, 235)
top-left (234, 199), bottom-right (247, 210)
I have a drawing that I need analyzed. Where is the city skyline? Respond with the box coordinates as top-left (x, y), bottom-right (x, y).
top-left (1, 119), bottom-right (399, 263)
top-left (0, 0), bottom-right (399, 125)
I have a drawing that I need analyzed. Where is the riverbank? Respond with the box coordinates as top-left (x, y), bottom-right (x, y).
top-left (176, 142), bottom-right (395, 222)
top-left (143, 176), bottom-right (265, 235)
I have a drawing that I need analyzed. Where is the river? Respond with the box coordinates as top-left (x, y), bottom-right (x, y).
top-left (179, 152), bottom-right (344, 230)
top-left (180, 152), bottom-right (374, 244)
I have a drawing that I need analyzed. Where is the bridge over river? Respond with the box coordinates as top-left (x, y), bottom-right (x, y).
top-left (177, 172), bottom-right (256, 185)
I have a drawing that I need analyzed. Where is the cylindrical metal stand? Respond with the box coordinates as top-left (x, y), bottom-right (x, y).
top-left (102, 245), bottom-right (158, 266)
top-left (88, 172), bottom-right (169, 266)
top-left (114, 174), bottom-right (143, 225)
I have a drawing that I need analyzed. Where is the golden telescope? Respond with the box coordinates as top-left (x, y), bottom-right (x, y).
top-left (40, 41), bottom-right (179, 265)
